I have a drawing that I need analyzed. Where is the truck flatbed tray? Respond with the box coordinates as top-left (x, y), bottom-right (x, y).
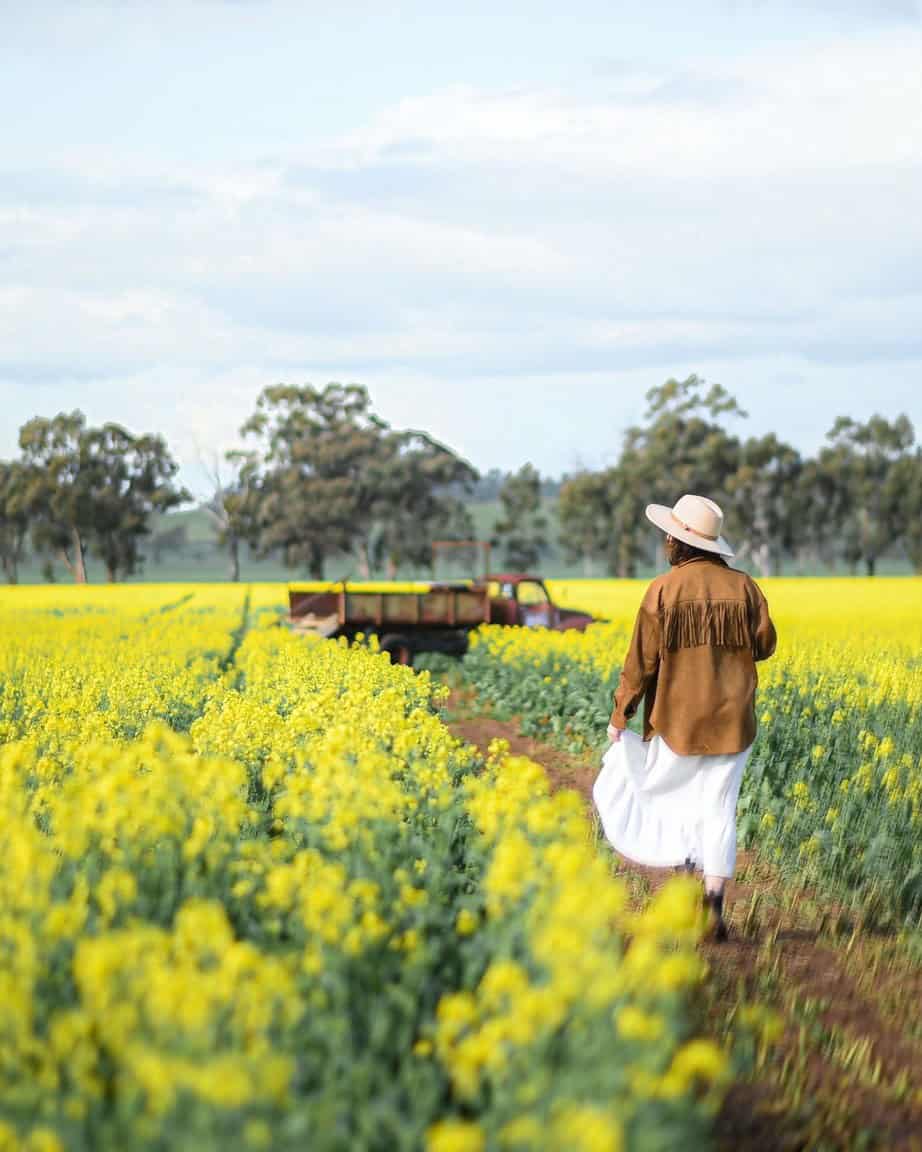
top-left (288, 582), bottom-right (488, 632)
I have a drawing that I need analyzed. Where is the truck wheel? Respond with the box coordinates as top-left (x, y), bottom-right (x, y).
top-left (380, 634), bottom-right (414, 666)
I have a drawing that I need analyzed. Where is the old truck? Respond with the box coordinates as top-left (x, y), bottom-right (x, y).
top-left (287, 574), bottom-right (595, 665)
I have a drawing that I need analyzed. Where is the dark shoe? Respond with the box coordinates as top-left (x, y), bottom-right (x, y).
top-left (702, 891), bottom-right (729, 942)
top-left (674, 856), bottom-right (696, 875)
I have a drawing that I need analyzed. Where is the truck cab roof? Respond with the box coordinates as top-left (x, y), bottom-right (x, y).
top-left (482, 573), bottom-right (544, 585)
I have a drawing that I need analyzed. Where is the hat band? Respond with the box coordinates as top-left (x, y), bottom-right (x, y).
top-left (671, 511), bottom-right (719, 542)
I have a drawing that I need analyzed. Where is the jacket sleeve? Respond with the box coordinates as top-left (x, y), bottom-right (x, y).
top-left (751, 584), bottom-right (777, 662)
top-left (610, 601), bottom-right (661, 728)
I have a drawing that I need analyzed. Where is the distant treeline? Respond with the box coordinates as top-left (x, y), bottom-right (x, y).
top-left (1, 377), bottom-right (920, 582)
top-left (451, 469), bottom-right (562, 505)
top-left (555, 376), bottom-right (922, 578)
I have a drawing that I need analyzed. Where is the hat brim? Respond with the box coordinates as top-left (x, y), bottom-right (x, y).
top-left (645, 504), bottom-right (734, 557)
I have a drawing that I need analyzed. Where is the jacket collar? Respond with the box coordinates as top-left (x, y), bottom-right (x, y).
top-left (673, 555), bottom-right (729, 570)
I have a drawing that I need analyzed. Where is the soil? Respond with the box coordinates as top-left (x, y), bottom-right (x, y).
top-left (440, 689), bottom-right (922, 1152)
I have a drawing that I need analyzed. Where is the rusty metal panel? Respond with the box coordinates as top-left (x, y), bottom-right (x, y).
top-left (420, 592), bottom-right (450, 622)
top-left (381, 594), bottom-right (420, 623)
top-left (455, 589), bottom-right (490, 623)
top-left (345, 593), bottom-right (381, 623)
top-left (341, 586), bottom-right (491, 629)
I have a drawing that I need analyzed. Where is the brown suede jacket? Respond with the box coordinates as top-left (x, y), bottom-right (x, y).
top-left (610, 555), bottom-right (777, 756)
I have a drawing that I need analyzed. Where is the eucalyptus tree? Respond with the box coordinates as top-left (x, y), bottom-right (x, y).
top-left (611, 376), bottom-right (746, 573)
top-left (815, 414), bottom-right (915, 576)
top-left (201, 450), bottom-right (262, 582)
top-left (240, 384), bottom-right (387, 579)
top-left (725, 434), bottom-right (803, 576)
top-left (240, 384), bottom-right (477, 580)
top-left (492, 464), bottom-right (549, 570)
top-left (18, 411), bottom-right (187, 582)
top-left (884, 445), bottom-right (922, 574)
top-left (0, 460), bottom-right (31, 583)
top-left (368, 429), bottom-right (478, 578)
top-left (558, 470), bottom-right (612, 576)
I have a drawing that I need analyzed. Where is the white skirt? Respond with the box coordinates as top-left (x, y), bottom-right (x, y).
top-left (592, 729), bottom-right (752, 878)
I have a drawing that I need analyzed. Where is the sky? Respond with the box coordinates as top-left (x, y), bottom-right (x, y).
top-left (2, 0), bottom-right (921, 497)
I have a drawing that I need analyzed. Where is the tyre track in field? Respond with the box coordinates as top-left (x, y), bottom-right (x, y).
top-left (440, 688), bottom-right (922, 1152)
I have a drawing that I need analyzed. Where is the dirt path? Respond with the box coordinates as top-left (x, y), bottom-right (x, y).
top-left (441, 691), bottom-right (922, 1152)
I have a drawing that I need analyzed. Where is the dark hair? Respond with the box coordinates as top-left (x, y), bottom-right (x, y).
top-left (665, 536), bottom-right (712, 566)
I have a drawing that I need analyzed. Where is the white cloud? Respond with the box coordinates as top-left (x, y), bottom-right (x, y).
top-left (76, 290), bottom-right (177, 326)
top-left (341, 31), bottom-right (922, 176)
top-left (2, 21), bottom-right (921, 483)
top-left (0, 205), bottom-right (89, 246)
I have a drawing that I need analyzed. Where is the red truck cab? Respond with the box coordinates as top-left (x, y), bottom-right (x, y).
top-left (485, 574), bottom-right (594, 632)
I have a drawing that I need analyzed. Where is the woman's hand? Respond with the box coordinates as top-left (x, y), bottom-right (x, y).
top-left (607, 723), bottom-right (623, 743)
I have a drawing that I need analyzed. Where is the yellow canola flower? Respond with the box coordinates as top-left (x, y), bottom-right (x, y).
top-left (0, 583), bottom-right (726, 1149)
top-left (455, 908), bottom-right (478, 936)
top-left (549, 1104), bottom-right (623, 1152)
top-left (426, 1120), bottom-right (486, 1152)
top-left (667, 1038), bottom-right (731, 1091)
top-left (499, 1115), bottom-right (544, 1148)
top-left (616, 1005), bottom-right (666, 1042)
top-left (433, 742), bottom-right (709, 1110)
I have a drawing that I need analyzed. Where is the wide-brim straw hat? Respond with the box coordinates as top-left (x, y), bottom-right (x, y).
top-left (645, 494), bottom-right (734, 557)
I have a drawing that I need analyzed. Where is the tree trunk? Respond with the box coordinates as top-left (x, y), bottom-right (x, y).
top-left (357, 540), bottom-right (371, 580)
top-left (12, 535), bottom-right (25, 584)
top-left (865, 554), bottom-right (877, 577)
top-left (309, 543), bottom-right (324, 580)
top-left (616, 554), bottom-right (637, 578)
top-left (72, 528), bottom-right (87, 584)
top-left (386, 556), bottom-right (398, 580)
top-left (106, 565), bottom-right (117, 583)
top-left (228, 534), bottom-right (240, 583)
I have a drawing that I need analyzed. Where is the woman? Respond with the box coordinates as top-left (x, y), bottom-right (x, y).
top-left (593, 494), bottom-right (777, 940)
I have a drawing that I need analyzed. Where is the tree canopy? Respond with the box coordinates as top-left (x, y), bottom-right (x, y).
top-left (17, 411), bottom-right (188, 583)
top-left (558, 376), bottom-right (919, 577)
top-left (239, 384), bottom-right (478, 579)
top-left (492, 464), bottom-right (549, 571)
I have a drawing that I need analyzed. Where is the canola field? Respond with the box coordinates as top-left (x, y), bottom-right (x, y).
top-left (0, 585), bottom-right (733, 1152)
top-left (467, 579), bottom-right (922, 927)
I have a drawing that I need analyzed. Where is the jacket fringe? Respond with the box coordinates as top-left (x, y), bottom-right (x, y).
top-left (662, 600), bottom-right (751, 652)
